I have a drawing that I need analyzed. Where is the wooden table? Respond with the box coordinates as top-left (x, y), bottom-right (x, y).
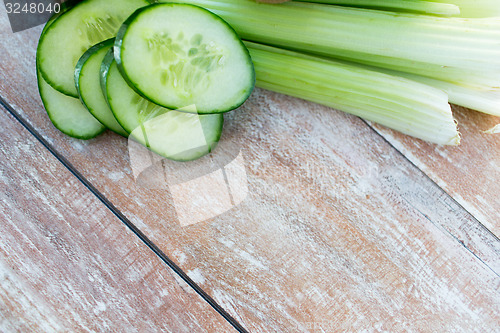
top-left (1, 7), bottom-right (499, 332)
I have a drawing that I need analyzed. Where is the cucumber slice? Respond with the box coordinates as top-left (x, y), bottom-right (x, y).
top-left (101, 50), bottom-right (224, 161)
top-left (36, 5), bottom-right (105, 140)
top-left (37, 69), bottom-right (105, 139)
top-left (37, 0), bottom-right (150, 97)
top-left (75, 39), bottom-right (128, 136)
top-left (43, 0), bottom-right (79, 29)
top-left (115, 3), bottom-right (255, 113)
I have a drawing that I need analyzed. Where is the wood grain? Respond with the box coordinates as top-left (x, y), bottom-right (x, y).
top-left (0, 1), bottom-right (10, 35)
top-left (370, 106), bottom-right (500, 235)
top-left (0, 18), bottom-right (499, 332)
top-left (0, 108), bottom-right (235, 332)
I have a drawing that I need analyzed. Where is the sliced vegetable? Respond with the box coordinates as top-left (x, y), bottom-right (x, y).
top-left (246, 42), bottom-right (459, 145)
top-left (115, 3), bottom-right (255, 113)
top-left (38, 0), bottom-right (150, 97)
top-left (172, 0), bottom-right (500, 90)
top-left (37, 69), bottom-right (105, 139)
top-left (36, 6), bottom-right (105, 140)
top-left (75, 39), bottom-right (128, 136)
top-left (101, 50), bottom-right (224, 161)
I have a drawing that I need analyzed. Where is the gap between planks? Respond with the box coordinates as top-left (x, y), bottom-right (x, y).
top-left (362, 118), bottom-right (500, 275)
top-left (0, 98), bottom-right (249, 333)
top-left (1, 77), bottom-right (498, 280)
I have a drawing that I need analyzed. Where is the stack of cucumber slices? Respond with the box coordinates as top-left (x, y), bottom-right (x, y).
top-left (37, 0), bottom-right (255, 161)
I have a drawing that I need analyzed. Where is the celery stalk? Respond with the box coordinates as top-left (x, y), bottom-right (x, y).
top-left (296, 0), bottom-right (461, 16)
top-left (344, 61), bottom-right (500, 116)
top-left (245, 42), bottom-right (460, 145)
top-left (484, 124), bottom-right (500, 134)
top-left (384, 72), bottom-right (500, 117)
top-left (170, 0), bottom-right (500, 90)
top-left (430, 0), bottom-right (500, 18)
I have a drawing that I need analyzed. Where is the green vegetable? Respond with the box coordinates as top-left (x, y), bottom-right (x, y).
top-left (115, 3), bottom-right (255, 113)
top-left (246, 42), bottom-right (460, 145)
top-left (101, 49), bottom-right (224, 161)
top-left (38, 68), bottom-right (105, 139)
top-left (37, 0), bottom-right (150, 97)
top-left (484, 124), bottom-right (500, 134)
top-left (36, 3), bottom-right (105, 139)
top-left (429, 0), bottom-right (500, 17)
top-left (171, 0), bottom-right (500, 91)
top-left (75, 39), bottom-right (128, 136)
top-left (296, 0), bottom-right (461, 16)
top-left (379, 70), bottom-right (500, 117)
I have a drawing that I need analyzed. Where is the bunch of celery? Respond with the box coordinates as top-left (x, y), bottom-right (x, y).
top-left (246, 42), bottom-right (459, 145)
top-left (165, 0), bottom-right (500, 144)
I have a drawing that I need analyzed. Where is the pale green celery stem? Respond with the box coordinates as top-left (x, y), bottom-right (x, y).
top-left (387, 72), bottom-right (500, 117)
top-left (170, 0), bottom-right (500, 90)
top-left (245, 42), bottom-right (459, 145)
top-left (296, 0), bottom-right (461, 16)
top-left (430, 0), bottom-right (500, 18)
top-left (337, 58), bottom-right (500, 116)
top-left (484, 124), bottom-right (500, 134)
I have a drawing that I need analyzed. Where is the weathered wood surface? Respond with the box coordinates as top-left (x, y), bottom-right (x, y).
top-left (0, 108), bottom-right (235, 332)
top-left (1, 14), bottom-right (499, 333)
top-left (371, 106), bottom-right (500, 235)
top-left (0, 2), bottom-right (9, 35)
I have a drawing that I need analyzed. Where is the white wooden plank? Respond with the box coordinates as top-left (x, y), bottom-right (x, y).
top-left (370, 105), bottom-right (499, 235)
